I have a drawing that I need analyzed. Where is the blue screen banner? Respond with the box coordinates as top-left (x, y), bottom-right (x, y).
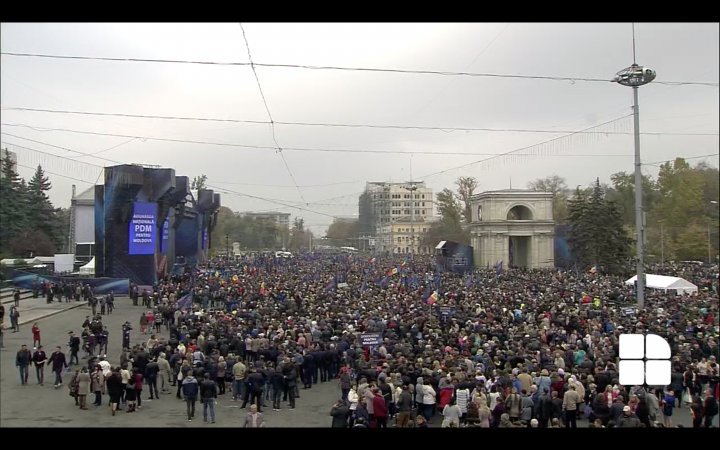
top-left (128, 202), bottom-right (157, 255)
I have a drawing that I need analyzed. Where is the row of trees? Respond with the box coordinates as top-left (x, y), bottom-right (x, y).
top-left (411, 157), bottom-right (718, 270)
top-left (0, 154), bottom-right (70, 258)
top-left (210, 207), bottom-right (314, 253)
top-left (532, 158), bottom-right (719, 265)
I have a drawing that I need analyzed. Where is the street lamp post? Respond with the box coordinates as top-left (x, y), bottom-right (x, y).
top-left (225, 234), bottom-right (230, 262)
top-left (613, 61), bottom-right (656, 309)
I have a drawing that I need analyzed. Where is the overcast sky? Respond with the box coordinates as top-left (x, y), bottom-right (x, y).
top-left (1, 23), bottom-right (718, 235)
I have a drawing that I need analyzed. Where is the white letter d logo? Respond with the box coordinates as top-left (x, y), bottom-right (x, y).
top-left (619, 334), bottom-right (671, 386)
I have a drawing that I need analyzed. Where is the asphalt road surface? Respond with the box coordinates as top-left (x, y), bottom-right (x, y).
top-left (1, 298), bottom-right (715, 428)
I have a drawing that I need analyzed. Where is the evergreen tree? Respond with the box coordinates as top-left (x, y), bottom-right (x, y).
top-left (0, 153), bottom-right (28, 255)
top-left (27, 165), bottom-right (63, 250)
top-left (567, 179), bottom-right (630, 273)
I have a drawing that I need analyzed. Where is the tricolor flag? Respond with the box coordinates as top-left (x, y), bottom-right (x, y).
top-left (232, 274), bottom-right (239, 283)
top-left (426, 290), bottom-right (438, 305)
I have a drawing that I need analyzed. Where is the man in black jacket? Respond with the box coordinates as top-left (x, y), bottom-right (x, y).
top-left (145, 358), bottom-right (160, 400)
top-left (242, 367), bottom-right (265, 411)
top-left (16, 344), bottom-right (32, 385)
top-left (68, 331), bottom-right (80, 366)
top-left (32, 345), bottom-right (48, 385)
top-left (48, 346), bottom-right (67, 388)
top-left (270, 365), bottom-right (285, 411)
top-left (283, 360), bottom-right (297, 410)
top-left (200, 373), bottom-right (218, 423)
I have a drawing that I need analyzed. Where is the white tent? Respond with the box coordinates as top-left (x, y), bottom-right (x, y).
top-left (625, 274), bottom-right (698, 295)
top-left (78, 257), bottom-right (95, 275)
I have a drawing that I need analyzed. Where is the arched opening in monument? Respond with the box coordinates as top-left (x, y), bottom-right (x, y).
top-left (509, 235), bottom-right (531, 268)
top-left (507, 205), bottom-right (533, 220)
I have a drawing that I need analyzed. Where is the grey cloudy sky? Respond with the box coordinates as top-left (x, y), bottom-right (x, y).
top-left (1, 22), bottom-right (718, 235)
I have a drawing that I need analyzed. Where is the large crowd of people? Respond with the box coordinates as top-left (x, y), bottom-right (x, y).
top-left (10, 253), bottom-right (720, 428)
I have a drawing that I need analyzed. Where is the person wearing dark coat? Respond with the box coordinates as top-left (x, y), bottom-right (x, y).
top-left (331, 400), bottom-right (350, 428)
top-left (182, 374), bottom-right (200, 421)
top-left (144, 359), bottom-right (160, 399)
top-left (282, 362), bottom-right (298, 409)
top-left (200, 374), bottom-right (218, 423)
top-left (16, 344), bottom-right (32, 385)
top-left (242, 368), bottom-right (265, 411)
top-left (270, 366), bottom-right (285, 410)
top-left (48, 346), bottom-right (67, 388)
top-left (106, 368), bottom-right (124, 416)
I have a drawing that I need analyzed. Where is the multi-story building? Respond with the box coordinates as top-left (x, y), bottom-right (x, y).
top-left (377, 216), bottom-right (437, 254)
top-left (0, 148), bottom-right (18, 178)
top-left (359, 181), bottom-right (434, 254)
top-left (239, 211), bottom-right (291, 228)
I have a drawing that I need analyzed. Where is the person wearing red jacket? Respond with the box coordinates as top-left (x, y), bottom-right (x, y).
top-left (372, 388), bottom-right (388, 428)
top-left (31, 323), bottom-right (41, 347)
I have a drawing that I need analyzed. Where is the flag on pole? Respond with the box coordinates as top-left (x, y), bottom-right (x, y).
top-left (176, 292), bottom-right (193, 310)
top-left (426, 290), bottom-right (438, 305)
top-left (494, 261), bottom-right (503, 275)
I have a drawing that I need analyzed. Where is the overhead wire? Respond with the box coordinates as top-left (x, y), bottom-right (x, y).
top-left (3, 106), bottom-right (717, 137)
top-left (207, 184), bottom-right (339, 219)
top-left (2, 51), bottom-right (717, 86)
top-left (0, 122), bottom-right (659, 157)
top-left (239, 23), bottom-right (307, 204)
top-left (0, 130), bottom-right (124, 164)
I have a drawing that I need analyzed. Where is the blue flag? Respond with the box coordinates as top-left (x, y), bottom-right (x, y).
top-left (465, 274), bottom-right (474, 288)
top-left (176, 292), bottom-right (193, 310)
top-left (495, 261), bottom-right (503, 275)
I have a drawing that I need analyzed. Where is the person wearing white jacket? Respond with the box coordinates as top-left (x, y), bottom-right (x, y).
top-left (347, 387), bottom-right (359, 427)
top-left (421, 380), bottom-right (436, 422)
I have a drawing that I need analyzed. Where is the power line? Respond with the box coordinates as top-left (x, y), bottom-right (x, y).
top-left (15, 162), bottom-right (96, 185)
top-left (211, 179), bottom-right (364, 188)
top-left (2, 51), bottom-right (717, 86)
top-left (644, 153), bottom-right (720, 167)
top-left (2, 139), bottom-right (106, 168)
top-left (207, 184), bottom-right (339, 219)
top-left (416, 115), bottom-right (636, 180)
top-left (0, 122), bottom-right (656, 158)
top-left (4, 106), bottom-right (718, 137)
top-left (0, 131), bottom-right (124, 164)
top-left (240, 23), bottom-right (306, 204)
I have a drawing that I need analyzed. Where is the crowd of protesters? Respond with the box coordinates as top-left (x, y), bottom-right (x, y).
top-left (9, 252), bottom-right (720, 428)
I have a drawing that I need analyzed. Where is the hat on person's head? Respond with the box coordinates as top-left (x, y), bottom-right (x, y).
top-left (623, 406), bottom-right (631, 412)
top-left (541, 369), bottom-right (549, 376)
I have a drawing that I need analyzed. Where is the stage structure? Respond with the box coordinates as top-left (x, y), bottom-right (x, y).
top-left (94, 165), bottom-right (220, 286)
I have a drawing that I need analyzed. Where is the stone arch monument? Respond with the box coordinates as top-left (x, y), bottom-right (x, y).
top-left (470, 190), bottom-right (554, 269)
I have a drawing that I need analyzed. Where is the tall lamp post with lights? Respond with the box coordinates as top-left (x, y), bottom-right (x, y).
top-left (613, 63), bottom-right (656, 309)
